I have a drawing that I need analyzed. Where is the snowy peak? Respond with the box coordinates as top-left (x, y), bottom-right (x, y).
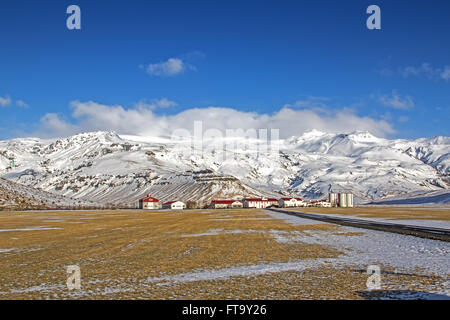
top-left (286, 131), bottom-right (383, 156)
top-left (346, 131), bottom-right (382, 143)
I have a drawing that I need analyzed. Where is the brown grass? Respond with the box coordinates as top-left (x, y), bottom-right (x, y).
top-left (0, 209), bottom-right (341, 299)
top-left (0, 208), bottom-right (447, 299)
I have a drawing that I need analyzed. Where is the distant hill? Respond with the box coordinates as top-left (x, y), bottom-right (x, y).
top-left (0, 178), bottom-right (95, 211)
top-left (368, 190), bottom-right (450, 206)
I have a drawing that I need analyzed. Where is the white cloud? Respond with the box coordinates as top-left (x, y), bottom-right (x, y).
top-left (283, 97), bottom-right (330, 111)
top-left (16, 100), bottom-right (29, 108)
top-left (0, 95), bottom-right (29, 108)
top-left (0, 95), bottom-right (11, 107)
top-left (379, 91), bottom-right (414, 110)
top-left (143, 58), bottom-right (191, 77)
top-left (135, 98), bottom-right (178, 111)
top-left (153, 97), bottom-right (178, 108)
top-left (401, 63), bottom-right (450, 81)
top-left (398, 116), bottom-right (409, 123)
top-left (38, 113), bottom-right (79, 138)
top-left (441, 66), bottom-right (450, 81)
top-left (34, 100), bottom-right (395, 139)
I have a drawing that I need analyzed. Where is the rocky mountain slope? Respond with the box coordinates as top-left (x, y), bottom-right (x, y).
top-left (0, 178), bottom-right (95, 210)
top-left (0, 130), bottom-right (448, 206)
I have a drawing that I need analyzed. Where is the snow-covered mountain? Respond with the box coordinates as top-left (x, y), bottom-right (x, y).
top-left (0, 130), bottom-right (448, 206)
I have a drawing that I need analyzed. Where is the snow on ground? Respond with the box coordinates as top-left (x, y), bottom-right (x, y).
top-left (0, 248), bottom-right (15, 253)
top-left (299, 211), bottom-right (450, 229)
top-left (297, 226), bottom-right (449, 276)
top-left (0, 226), bottom-right (63, 232)
top-left (146, 259), bottom-right (330, 285)
top-left (181, 229), bottom-right (265, 237)
top-left (270, 213), bottom-right (449, 278)
top-left (266, 211), bottom-right (330, 225)
top-left (211, 217), bottom-right (273, 221)
top-left (144, 212), bottom-right (449, 297)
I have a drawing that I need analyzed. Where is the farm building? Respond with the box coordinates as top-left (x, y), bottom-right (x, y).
top-left (329, 193), bottom-right (338, 207)
top-left (162, 201), bottom-right (186, 210)
top-left (316, 201), bottom-right (331, 208)
top-left (278, 197), bottom-right (305, 208)
top-left (329, 192), bottom-right (354, 207)
top-left (243, 198), bottom-right (278, 209)
top-left (139, 195), bottom-right (160, 209)
top-left (210, 200), bottom-right (243, 209)
top-left (306, 200), bottom-right (331, 208)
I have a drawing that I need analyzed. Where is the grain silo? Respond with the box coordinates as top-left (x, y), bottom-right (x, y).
top-left (338, 193), bottom-right (347, 207)
top-left (329, 193), bottom-right (338, 207)
top-left (346, 193), bottom-right (354, 207)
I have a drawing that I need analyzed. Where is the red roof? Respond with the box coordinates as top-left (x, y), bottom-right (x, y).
top-left (141, 195), bottom-right (159, 203)
top-left (163, 201), bottom-right (180, 205)
top-left (213, 200), bottom-right (242, 204)
top-left (280, 197), bottom-right (302, 201)
top-left (245, 198), bottom-right (278, 202)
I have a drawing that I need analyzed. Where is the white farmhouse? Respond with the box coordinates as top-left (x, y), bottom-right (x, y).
top-left (243, 198), bottom-right (278, 209)
top-left (162, 201), bottom-right (186, 210)
top-left (278, 197), bottom-right (305, 208)
top-left (210, 200), bottom-right (243, 209)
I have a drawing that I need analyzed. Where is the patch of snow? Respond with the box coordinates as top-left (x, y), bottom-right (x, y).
top-left (146, 259), bottom-right (330, 284)
top-left (275, 215), bottom-right (450, 276)
top-left (266, 210), bottom-right (331, 225)
top-left (0, 226), bottom-right (63, 232)
top-left (0, 248), bottom-right (15, 253)
top-left (181, 229), bottom-right (264, 237)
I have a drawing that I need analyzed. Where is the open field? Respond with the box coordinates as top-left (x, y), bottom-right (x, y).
top-left (0, 208), bottom-right (448, 299)
top-left (288, 206), bottom-right (450, 221)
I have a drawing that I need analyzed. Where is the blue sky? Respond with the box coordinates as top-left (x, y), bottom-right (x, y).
top-left (0, 0), bottom-right (449, 140)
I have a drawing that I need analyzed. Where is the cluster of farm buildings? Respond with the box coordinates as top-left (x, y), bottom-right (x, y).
top-left (138, 193), bottom-right (354, 210)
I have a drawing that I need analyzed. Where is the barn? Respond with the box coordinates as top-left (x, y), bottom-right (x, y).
top-left (210, 200), bottom-right (243, 209)
top-left (162, 201), bottom-right (186, 210)
top-left (139, 195), bottom-right (159, 210)
top-left (278, 197), bottom-right (305, 208)
top-left (243, 198), bottom-right (278, 209)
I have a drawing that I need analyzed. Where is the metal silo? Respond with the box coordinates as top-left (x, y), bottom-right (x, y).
top-left (329, 193), bottom-right (338, 207)
top-left (338, 193), bottom-right (347, 207)
top-left (346, 193), bottom-right (354, 208)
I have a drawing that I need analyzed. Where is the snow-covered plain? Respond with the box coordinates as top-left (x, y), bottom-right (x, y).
top-left (0, 130), bottom-right (448, 206)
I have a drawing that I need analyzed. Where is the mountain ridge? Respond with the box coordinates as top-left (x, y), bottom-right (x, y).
top-left (0, 130), bottom-right (448, 205)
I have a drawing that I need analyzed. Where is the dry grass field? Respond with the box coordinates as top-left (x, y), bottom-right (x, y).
top-left (288, 206), bottom-right (450, 221)
top-left (0, 208), bottom-right (448, 299)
